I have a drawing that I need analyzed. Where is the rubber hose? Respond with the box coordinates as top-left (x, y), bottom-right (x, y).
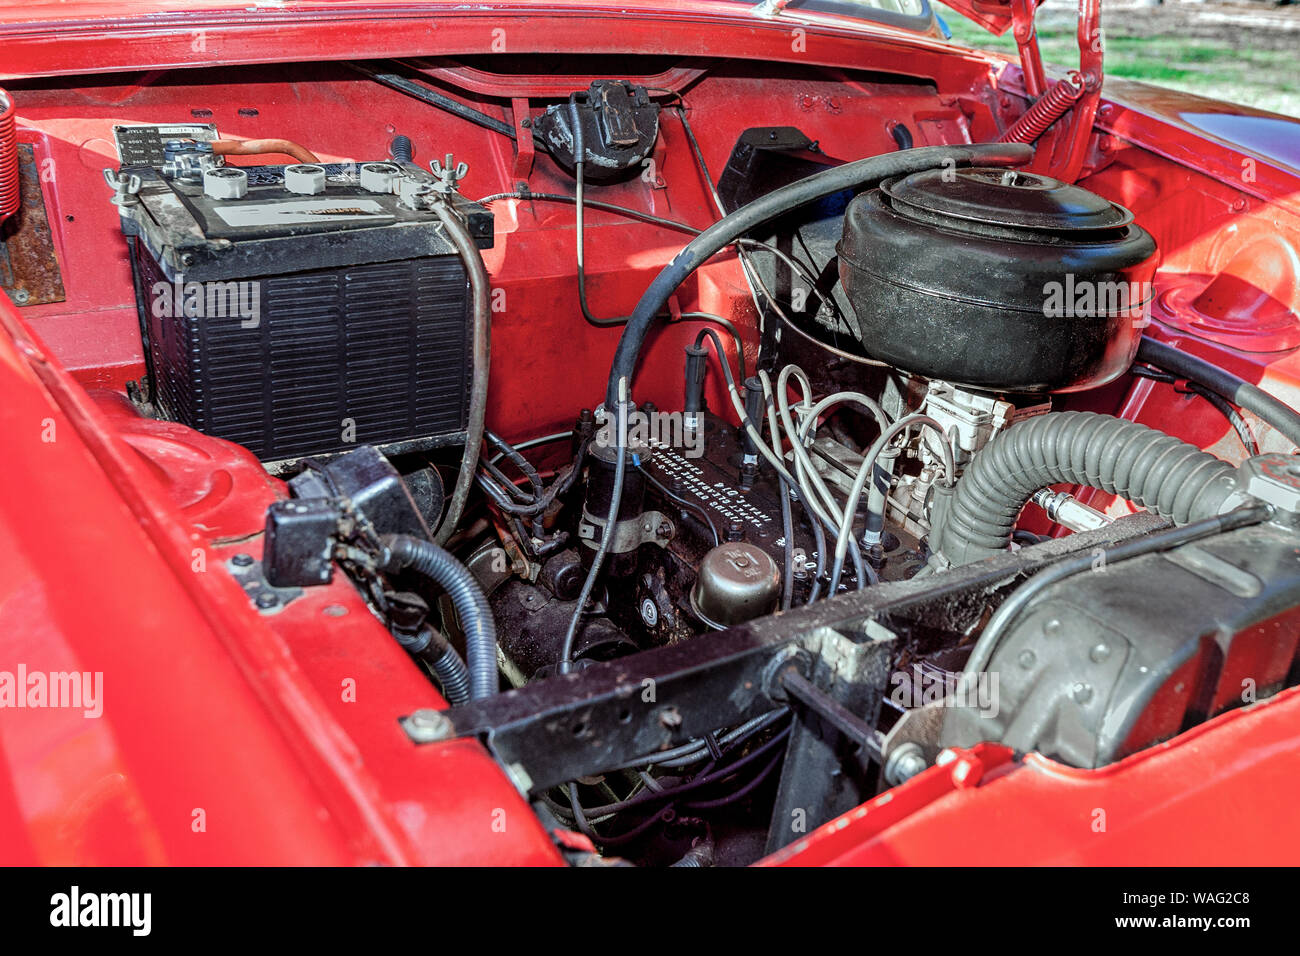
top-left (429, 644), bottom-right (472, 705)
top-left (380, 535), bottom-right (498, 700)
top-left (431, 200), bottom-right (490, 545)
top-left (1137, 336), bottom-right (1300, 450)
top-left (936, 411), bottom-right (1239, 565)
top-left (603, 142), bottom-right (1034, 408)
top-left (394, 626), bottom-right (472, 705)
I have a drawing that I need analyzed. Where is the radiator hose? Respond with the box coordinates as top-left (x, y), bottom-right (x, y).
top-left (380, 535), bottom-right (498, 700)
top-left (933, 411), bottom-right (1240, 566)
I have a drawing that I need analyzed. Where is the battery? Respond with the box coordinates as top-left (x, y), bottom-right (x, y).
top-left (111, 139), bottom-right (492, 468)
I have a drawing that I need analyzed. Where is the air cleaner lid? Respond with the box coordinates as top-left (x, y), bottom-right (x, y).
top-left (880, 167), bottom-right (1134, 233)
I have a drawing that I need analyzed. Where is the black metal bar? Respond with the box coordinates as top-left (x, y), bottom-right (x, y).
top-left (781, 670), bottom-right (883, 763)
top-left (401, 512), bottom-right (1169, 801)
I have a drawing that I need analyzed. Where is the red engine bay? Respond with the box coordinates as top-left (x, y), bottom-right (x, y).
top-left (3, 0), bottom-right (1300, 868)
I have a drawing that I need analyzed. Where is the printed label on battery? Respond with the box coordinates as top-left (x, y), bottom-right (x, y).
top-left (212, 198), bottom-right (392, 227)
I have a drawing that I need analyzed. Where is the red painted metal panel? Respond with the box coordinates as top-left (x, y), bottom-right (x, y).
top-left (0, 0), bottom-right (1298, 866)
top-left (762, 688), bottom-right (1300, 866)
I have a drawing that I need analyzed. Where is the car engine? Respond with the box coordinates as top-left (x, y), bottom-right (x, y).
top-left (7, 49), bottom-right (1299, 867)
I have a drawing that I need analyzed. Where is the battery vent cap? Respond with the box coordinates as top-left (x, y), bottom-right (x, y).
top-left (284, 163), bottom-right (327, 195)
top-left (360, 162), bottom-right (401, 194)
top-left (203, 166), bottom-right (249, 200)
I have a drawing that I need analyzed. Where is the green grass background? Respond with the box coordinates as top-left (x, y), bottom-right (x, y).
top-left (934, 3), bottom-right (1300, 117)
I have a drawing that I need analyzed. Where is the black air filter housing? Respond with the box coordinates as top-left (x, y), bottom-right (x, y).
top-left (837, 167), bottom-right (1157, 393)
top-left (114, 151), bottom-right (492, 467)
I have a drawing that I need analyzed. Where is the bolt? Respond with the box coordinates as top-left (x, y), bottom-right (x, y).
top-left (726, 519), bottom-right (744, 542)
top-left (255, 591), bottom-right (280, 609)
top-left (656, 520), bottom-right (672, 538)
top-left (406, 709), bottom-right (454, 742)
top-left (885, 742), bottom-right (929, 786)
top-left (640, 598), bottom-right (659, 627)
top-left (1072, 682), bottom-right (1094, 705)
top-left (231, 552), bottom-right (255, 567)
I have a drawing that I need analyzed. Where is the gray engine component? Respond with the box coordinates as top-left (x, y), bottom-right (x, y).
top-left (940, 516), bottom-right (1300, 768)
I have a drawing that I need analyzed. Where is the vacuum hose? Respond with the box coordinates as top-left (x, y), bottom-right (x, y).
top-left (1137, 336), bottom-right (1300, 450)
top-left (380, 535), bottom-right (498, 700)
top-left (603, 142), bottom-right (1034, 408)
top-left (934, 411), bottom-right (1240, 566)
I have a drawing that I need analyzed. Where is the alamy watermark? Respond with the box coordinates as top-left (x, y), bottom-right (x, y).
top-left (1043, 274), bottom-right (1153, 328)
top-left (594, 406), bottom-right (704, 458)
top-left (889, 665), bottom-right (999, 717)
top-left (0, 666), bottom-right (103, 718)
top-left (151, 272), bottom-right (261, 329)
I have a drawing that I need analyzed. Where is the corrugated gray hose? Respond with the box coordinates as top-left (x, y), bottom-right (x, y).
top-left (933, 411), bottom-right (1241, 566)
top-left (380, 534), bottom-right (498, 700)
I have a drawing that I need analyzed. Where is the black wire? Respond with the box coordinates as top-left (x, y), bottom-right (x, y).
top-left (472, 191), bottom-right (829, 326)
top-left (574, 724), bottom-right (792, 818)
top-left (682, 751), bottom-right (784, 810)
top-left (639, 466), bottom-right (721, 547)
top-left (693, 326), bottom-right (867, 590)
top-left (1131, 364), bottom-right (1261, 455)
top-left (779, 476), bottom-right (796, 611)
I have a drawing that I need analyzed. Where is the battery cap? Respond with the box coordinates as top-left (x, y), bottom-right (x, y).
top-left (284, 164), bottom-right (327, 195)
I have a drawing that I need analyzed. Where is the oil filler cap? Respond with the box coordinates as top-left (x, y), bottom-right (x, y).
top-left (691, 542), bottom-right (781, 629)
top-left (203, 166), bottom-right (249, 200)
top-left (284, 163), bottom-right (327, 195)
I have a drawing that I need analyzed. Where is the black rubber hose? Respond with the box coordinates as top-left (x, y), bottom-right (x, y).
top-left (1137, 336), bottom-right (1300, 450)
top-left (935, 411), bottom-right (1240, 566)
top-left (428, 644), bottom-right (472, 705)
top-left (380, 535), bottom-right (498, 700)
top-left (603, 142), bottom-right (1034, 408)
top-left (395, 626), bottom-right (472, 706)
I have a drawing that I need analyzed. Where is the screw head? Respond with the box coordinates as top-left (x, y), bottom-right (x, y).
top-left (231, 552), bottom-right (255, 567)
top-left (255, 591), bottom-right (280, 609)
